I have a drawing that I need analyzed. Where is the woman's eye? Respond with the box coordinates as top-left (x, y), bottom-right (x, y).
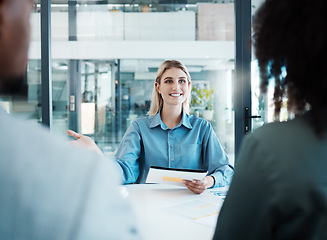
top-left (166, 80), bottom-right (172, 83)
top-left (179, 79), bottom-right (186, 84)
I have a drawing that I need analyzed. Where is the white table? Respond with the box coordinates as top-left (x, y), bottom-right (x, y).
top-left (121, 184), bottom-right (226, 240)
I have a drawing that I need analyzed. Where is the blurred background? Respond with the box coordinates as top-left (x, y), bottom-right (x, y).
top-left (1, 0), bottom-right (283, 165)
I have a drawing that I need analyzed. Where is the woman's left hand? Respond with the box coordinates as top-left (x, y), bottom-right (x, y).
top-left (183, 176), bottom-right (215, 194)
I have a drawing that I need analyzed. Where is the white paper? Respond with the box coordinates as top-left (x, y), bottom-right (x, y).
top-left (161, 198), bottom-right (224, 228)
top-left (145, 166), bottom-right (208, 186)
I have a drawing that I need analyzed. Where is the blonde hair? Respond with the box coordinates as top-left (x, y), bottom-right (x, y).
top-left (147, 60), bottom-right (192, 115)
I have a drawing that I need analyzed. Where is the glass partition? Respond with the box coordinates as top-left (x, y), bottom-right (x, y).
top-left (24, 0), bottom-right (236, 164)
top-left (43, 0), bottom-right (234, 42)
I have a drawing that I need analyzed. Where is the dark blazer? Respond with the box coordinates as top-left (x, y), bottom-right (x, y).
top-left (214, 113), bottom-right (327, 240)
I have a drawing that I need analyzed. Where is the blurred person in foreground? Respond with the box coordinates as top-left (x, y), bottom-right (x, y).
top-left (0, 0), bottom-right (140, 239)
top-left (214, 0), bottom-right (327, 239)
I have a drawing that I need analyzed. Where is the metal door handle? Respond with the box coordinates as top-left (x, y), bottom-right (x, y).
top-left (245, 107), bottom-right (261, 133)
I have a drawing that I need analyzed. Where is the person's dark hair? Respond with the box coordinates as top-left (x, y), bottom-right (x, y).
top-left (253, 0), bottom-right (327, 136)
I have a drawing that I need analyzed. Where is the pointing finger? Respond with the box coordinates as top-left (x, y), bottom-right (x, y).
top-left (67, 129), bottom-right (82, 139)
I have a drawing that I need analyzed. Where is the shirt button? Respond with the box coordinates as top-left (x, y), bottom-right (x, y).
top-left (171, 158), bottom-right (174, 161)
top-left (170, 130), bottom-right (173, 133)
top-left (170, 145), bottom-right (173, 148)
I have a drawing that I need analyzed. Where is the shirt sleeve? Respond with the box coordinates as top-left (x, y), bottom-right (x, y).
top-left (115, 122), bottom-right (142, 184)
top-left (213, 134), bottom-right (275, 239)
top-left (203, 122), bottom-right (234, 188)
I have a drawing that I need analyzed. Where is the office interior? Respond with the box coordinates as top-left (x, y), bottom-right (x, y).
top-left (0, 0), bottom-right (281, 165)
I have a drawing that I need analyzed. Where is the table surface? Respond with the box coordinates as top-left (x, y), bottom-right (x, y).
top-left (121, 184), bottom-right (226, 240)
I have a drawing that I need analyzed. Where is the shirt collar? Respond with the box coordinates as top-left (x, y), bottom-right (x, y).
top-left (180, 110), bottom-right (192, 129)
top-left (149, 111), bottom-right (162, 129)
top-left (149, 109), bottom-right (192, 130)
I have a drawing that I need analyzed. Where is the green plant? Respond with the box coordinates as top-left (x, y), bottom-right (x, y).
top-left (191, 86), bottom-right (214, 110)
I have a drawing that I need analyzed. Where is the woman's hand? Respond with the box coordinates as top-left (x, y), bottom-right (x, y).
top-left (182, 176), bottom-right (215, 194)
top-left (67, 130), bottom-right (103, 156)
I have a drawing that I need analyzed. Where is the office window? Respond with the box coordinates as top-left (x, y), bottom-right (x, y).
top-left (25, 0), bottom-right (236, 164)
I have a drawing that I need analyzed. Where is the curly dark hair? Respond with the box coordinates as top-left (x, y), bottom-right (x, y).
top-left (253, 0), bottom-right (327, 136)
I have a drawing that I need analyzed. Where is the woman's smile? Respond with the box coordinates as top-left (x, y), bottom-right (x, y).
top-left (169, 93), bottom-right (183, 97)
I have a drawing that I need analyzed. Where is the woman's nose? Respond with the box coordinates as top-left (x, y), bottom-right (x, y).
top-left (172, 81), bottom-right (178, 90)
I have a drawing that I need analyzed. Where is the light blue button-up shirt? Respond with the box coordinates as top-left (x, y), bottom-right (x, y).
top-left (115, 110), bottom-right (234, 188)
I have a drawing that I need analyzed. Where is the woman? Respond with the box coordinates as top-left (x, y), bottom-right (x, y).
top-left (214, 0), bottom-right (327, 239)
top-left (68, 60), bottom-right (234, 194)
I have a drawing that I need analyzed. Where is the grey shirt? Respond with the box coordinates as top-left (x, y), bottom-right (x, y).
top-left (214, 113), bottom-right (327, 240)
top-left (0, 108), bottom-right (140, 240)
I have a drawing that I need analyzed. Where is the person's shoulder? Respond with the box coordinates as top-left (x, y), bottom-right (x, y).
top-left (187, 114), bottom-right (212, 128)
top-left (0, 110), bottom-right (52, 144)
top-left (187, 114), bottom-right (208, 123)
top-left (251, 121), bottom-right (287, 137)
top-left (239, 116), bottom-right (326, 195)
top-left (246, 120), bottom-right (289, 147)
top-left (245, 116), bottom-right (319, 157)
top-left (131, 115), bottom-right (153, 126)
top-left (134, 115), bottom-right (153, 122)
top-left (0, 111), bottom-right (118, 175)
top-left (250, 116), bottom-right (311, 141)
